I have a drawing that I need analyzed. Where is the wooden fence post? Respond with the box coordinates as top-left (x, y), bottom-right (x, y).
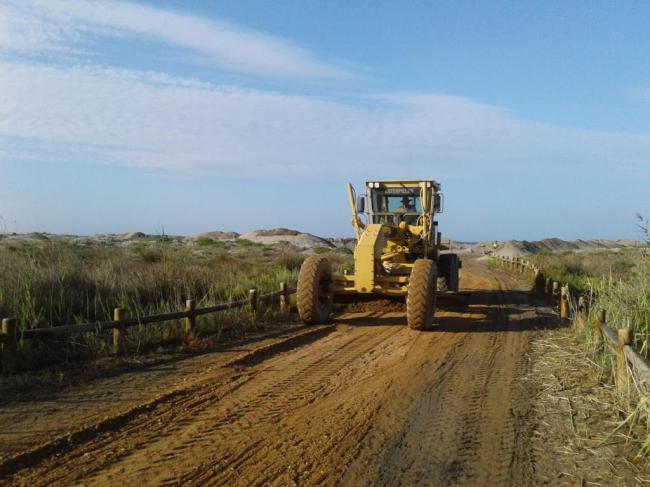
top-left (545, 278), bottom-right (553, 303)
top-left (113, 307), bottom-right (126, 356)
top-left (552, 281), bottom-right (560, 305)
top-left (573, 295), bottom-right (585, 329)
top-left (617, 328), bottom-right (633, 389)
top-left (560, 285), bottom-right (570, 322)
top-left (594, 309), bottom-right (605, 348)
top-left (534, 271), bottom-right (545, 298)
top-left (2, 318), bottom-right (18, 373)
top-left (577, 296), bottom-right (587, 317)
top-left (279, 282), bottom-right (289, 316)
top-left (249, 289), bottom-right (258, 320)
top-left (185, 299), bottom-right (196, 341)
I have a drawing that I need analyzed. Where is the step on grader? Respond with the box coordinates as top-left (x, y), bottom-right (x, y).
top-left (297, 180), bottom-right (461, 330)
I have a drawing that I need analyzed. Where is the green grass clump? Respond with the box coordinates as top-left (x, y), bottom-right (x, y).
top-left (235, 238), bottom-right (258, 247)
top-left (276, 250), bottom-right (304, 271)
top-left (195, 236), bottom-right (215, 246)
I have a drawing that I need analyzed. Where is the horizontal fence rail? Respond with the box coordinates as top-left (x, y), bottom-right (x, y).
top-left (492, 254), bottom-right (650, 393)
top-left (1, 283), bottom-right (296, 373)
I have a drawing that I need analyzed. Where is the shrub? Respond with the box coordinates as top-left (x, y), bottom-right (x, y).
top-left (235, 238), bottom-right (256, 247)
top-left (195, 237), bottom-right (215, 246)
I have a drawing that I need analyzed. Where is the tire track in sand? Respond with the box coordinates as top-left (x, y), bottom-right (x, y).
top-left (341, 263), bottom-right (538, 486)
top-left (14, 320), bottom-right (408, 486)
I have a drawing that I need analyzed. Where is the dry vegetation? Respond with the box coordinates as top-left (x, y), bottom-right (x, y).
top-left (527, 220), bottom-right (650, 454)
top-left (0, 238), bottom-right (351, 370)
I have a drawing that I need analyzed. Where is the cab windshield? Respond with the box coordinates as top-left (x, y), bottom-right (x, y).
top-left (371, 188), bottom-right (422, 224)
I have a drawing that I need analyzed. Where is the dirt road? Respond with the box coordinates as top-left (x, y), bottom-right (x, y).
top-left (0, 259), bottom-right (575, 485)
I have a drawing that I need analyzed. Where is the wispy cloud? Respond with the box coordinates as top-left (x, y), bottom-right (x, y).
top-left (0, 2), bottom-right (648, 183)
top-left (0, 0), bottom-right (349, 78)
top-left (1, 61), bottom-right (649, 180)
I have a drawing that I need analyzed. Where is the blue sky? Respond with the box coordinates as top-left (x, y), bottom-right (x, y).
top-left (0, 0), bottom-right (648, 240)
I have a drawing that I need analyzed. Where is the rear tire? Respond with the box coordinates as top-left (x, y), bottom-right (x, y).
top-left (407, 259), bottom-right (437, 330)
top-left (297, 256), bottom-right (333, 324)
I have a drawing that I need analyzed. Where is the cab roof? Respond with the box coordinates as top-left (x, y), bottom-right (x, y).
top-left (365, 180), bottom-right (441, 191)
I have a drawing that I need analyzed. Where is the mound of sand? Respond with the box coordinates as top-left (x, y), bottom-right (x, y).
top-left (239, 229), bottom-right (335, 249)
top-left (253, 228), bottom-right (301, 237)
top-left (494, 238), bottom-right (639, 258)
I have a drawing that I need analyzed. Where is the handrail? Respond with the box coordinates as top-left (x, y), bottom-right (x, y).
top-left (14, 287), bottom-right (296, 339)
top-left (491, 253), bottom-right (650, 392)
top-left (1, 284), bottom-right (297, 372)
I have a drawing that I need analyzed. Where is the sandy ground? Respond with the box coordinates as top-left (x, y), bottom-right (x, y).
top-left (0, 258), bottom-right (646, 486)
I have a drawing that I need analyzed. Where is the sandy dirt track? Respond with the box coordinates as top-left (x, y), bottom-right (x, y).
top-left (0, 259), bottom-right (556, 486)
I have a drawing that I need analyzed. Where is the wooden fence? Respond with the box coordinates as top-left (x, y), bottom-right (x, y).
top-left (0, 283), bottom-right (297, 373)
top-left (492, 254), bottom-right (650, 393)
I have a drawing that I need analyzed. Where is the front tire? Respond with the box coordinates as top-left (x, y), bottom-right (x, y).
top-left (297, 256), bottom-right (333, 324)
top-left (407, 259), bottom-right (437, 330)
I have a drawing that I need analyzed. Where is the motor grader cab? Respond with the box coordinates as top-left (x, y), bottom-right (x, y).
top-left (297, 180), bottom-right (461, 330)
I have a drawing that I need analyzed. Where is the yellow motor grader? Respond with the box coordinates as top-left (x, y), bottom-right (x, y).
top-left (297, 180), bottom-right (460, 330)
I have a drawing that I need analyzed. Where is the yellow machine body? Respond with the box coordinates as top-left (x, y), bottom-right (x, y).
top-left (332, 180), bottom-right (444, 297)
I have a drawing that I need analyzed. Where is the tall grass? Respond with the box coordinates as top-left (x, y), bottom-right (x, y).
top-left (528, 246), bottom-right (649, 348)
top-left (587, 220), bottom-right (650, 356)
top-left (0, 240), bottom-right (318, 369)
top-left (589, 245), bottom-right (650, 454)
top-left (529, 249), bottom-right (637, 293)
